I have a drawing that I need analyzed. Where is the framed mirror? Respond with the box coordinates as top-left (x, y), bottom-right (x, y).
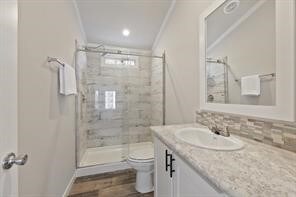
top-left (199, 0), bottom-right (295, 121)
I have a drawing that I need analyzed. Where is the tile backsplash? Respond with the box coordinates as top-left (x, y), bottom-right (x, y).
top-left (196, 111), bottom-right (296, 153)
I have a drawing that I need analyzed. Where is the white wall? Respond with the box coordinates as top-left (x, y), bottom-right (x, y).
top-left (18, 0), bottom-right (86, 196)
top-left (0, 0), bottom-right (18, 196)
top-left (153, 0), bottom-right (213, 124)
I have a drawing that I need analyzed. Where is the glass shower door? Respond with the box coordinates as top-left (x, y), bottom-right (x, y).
top-left (127, 54), bottom-right (163, 158)
top-left (206, 59), bottom-right (228, 104)
top-left (76, 51), bottom-right (129, 167)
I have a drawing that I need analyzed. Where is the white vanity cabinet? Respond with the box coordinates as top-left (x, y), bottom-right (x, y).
top-left (154, 137), bottom-right (225, 197)
top-left (155, 136), bottom-right (174, 197)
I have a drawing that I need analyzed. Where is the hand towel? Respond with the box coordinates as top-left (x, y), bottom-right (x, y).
top-left (59, 63), bottom-right (77, 95)
top-left (241, 75), bottom-right (260, 96)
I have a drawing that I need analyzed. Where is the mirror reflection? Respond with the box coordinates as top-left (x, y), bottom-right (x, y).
top-left (206, 0), bottom-right (276, 105)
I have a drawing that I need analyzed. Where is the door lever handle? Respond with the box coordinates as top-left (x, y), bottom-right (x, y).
top-left (14, 154), bottom-right (28, 165)
top-left (2, 152), bottom-right (28, 169)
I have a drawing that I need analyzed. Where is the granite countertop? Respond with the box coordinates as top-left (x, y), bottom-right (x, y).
top-left (151, 123), bottom-right (296, 197)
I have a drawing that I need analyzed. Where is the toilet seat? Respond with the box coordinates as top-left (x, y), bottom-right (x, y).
top-left (128, 146), bottom-right (154, 162)
top-left (128, 157), bottom-right (154, 163)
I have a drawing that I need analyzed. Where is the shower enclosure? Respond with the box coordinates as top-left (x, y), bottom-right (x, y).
top-left (206, 57), bottom-right (229, 103)
top-left (75, 45), bottom-right (164, 168)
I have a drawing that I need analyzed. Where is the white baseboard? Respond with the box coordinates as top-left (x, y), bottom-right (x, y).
top-left (62, 171), bottom-right (76, 197)
top-left (76, 161), bottom-right (131, 177)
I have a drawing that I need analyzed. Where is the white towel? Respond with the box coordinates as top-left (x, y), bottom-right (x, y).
top-left (241, 75), bottom-right (260, 96)
top-left (59, 63), bottom-right (77, 95)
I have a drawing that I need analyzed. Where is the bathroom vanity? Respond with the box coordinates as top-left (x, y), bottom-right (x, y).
top-left (151, 124), bottom-right (296, 197)
top-left (153, 0), bottom-right (296, 195)
top-left (154, 136), bottom-right (225, 197)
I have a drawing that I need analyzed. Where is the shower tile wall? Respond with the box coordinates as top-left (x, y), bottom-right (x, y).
top-left (127, 55), bottom-right (152, 144)
top-left (76, 51), bottom-right (88, 164)
top-left (80, 48), bottom-right (156, 148)
top-left (151, 57), bottom-right (163, 126)
top-left (206, 63), bottom-right (226, 103)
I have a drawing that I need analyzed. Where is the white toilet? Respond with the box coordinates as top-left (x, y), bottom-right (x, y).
top-left (127, 143), bottom-right (154, 193)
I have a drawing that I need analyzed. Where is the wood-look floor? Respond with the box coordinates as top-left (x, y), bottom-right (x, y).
top-left (68, 169), bottom-right (154, 197)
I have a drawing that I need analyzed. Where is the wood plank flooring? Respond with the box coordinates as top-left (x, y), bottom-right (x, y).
top-left (68, 169), bottom-right (154, 197)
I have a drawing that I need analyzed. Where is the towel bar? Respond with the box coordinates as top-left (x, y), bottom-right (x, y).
top-left (235, 73), bottom-right (275, 82)
top-left (47, 57), bottom-right (65, 67)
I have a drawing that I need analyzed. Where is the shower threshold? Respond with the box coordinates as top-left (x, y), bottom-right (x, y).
top-left (79, 141), bottom-right (153, 167)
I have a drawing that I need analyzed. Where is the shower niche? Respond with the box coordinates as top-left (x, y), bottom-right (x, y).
top-left (76, 45), bottom-right (164, 168)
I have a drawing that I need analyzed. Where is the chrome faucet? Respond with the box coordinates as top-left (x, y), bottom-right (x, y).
top-left (208, 124), bottom-right (230, 137)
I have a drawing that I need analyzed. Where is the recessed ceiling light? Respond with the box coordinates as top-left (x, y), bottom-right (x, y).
top-left (122, 29), bottom-right (130, 37)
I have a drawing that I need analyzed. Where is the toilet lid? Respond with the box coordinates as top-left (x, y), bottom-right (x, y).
top-left (129, 146), bottom-right (154, 160)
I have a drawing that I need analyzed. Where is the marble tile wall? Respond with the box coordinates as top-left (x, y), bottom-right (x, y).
top-left (76, 51), bottom-right (88, 164)
top-left (151, 57), bottom-right (163, 126)
top-left (206, 63), bottom-right (226, 103)
top-left (196, 111), bottom-right (296, 153)
top-left (78, 48), bottom-right (163, 148)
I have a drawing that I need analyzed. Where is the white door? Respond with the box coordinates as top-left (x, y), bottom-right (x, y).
top-left (154, 137), bottom-right (174, 197)
top-left (0, 0), bottom-right (23, 196)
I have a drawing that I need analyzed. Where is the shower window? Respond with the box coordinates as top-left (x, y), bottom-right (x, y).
top-left (101, 54), bottom-right (138, 68)
top-left (105, 91), bottom-right (116, 110)
top-left (104, 58), bottom-right (136, 66)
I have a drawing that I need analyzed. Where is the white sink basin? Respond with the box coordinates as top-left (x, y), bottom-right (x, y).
top-left (175, 127), bottom-right (244, 151)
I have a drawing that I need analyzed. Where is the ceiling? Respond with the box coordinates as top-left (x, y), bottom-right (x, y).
top-left (75, 0), bottom-right (172, 50)
top-left (206, 0), bottom-right (261, 48)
